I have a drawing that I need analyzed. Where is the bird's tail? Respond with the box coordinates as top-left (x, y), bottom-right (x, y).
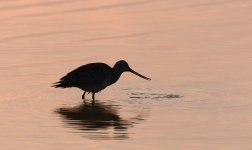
top-left (51, 81), bottom-right (74, 88)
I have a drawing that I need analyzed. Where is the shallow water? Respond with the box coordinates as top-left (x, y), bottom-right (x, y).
top-left (1, 0), bottom-right (252, 149)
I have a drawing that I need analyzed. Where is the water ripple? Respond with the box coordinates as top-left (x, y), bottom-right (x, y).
top-left (14, 0), bottom-right (157, 19)
top-left (124, 88), bottom-right (182, 100)
top-left (0, 0), bottom-right (81, 12)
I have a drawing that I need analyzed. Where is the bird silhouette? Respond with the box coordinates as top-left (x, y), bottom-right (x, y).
top-left (52, 60), bottom-right (151, 105)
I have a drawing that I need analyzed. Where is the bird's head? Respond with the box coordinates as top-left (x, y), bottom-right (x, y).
top-left (114, 60), bottom-right (151, 80)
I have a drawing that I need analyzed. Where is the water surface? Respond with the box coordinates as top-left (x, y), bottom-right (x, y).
top-left (1, 0), bottom-right (252, 149)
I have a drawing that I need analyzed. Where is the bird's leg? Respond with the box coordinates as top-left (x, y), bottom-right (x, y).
top-left (82, 91), bottom-right (86, 104)
top-left (92, 93), bottom-right (95, 106)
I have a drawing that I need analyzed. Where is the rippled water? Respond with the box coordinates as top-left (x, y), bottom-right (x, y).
top-left (1, 0), bottom-right (252, 149)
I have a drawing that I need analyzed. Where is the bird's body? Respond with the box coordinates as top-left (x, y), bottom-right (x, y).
top-left (53, 60), bottom-right (150, 105)
top-left (56, 63), bottom-right (114, 93)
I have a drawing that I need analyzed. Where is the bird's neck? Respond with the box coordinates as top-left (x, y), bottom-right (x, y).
top-left (110, 67), bottom-right (124, 85)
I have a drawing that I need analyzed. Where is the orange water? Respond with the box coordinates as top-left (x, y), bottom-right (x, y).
top-left (1, 0), bottom-right (252, 149)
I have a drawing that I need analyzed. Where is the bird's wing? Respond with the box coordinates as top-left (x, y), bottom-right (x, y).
top-left (60, 63), bottom-right (111, 86)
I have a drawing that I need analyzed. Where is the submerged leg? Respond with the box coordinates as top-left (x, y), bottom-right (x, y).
top-left (92, 93), bottom-right (95, 105)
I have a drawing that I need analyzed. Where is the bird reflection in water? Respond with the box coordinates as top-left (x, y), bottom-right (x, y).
top-left (56, 101), bottom-right (143, 140)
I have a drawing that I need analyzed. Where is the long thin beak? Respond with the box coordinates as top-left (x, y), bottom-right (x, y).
top-left (129, 68), bottom-right (151, 80)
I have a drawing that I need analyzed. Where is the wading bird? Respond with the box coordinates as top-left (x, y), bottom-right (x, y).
top-left (52, 60), bottom-right (151, 105)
